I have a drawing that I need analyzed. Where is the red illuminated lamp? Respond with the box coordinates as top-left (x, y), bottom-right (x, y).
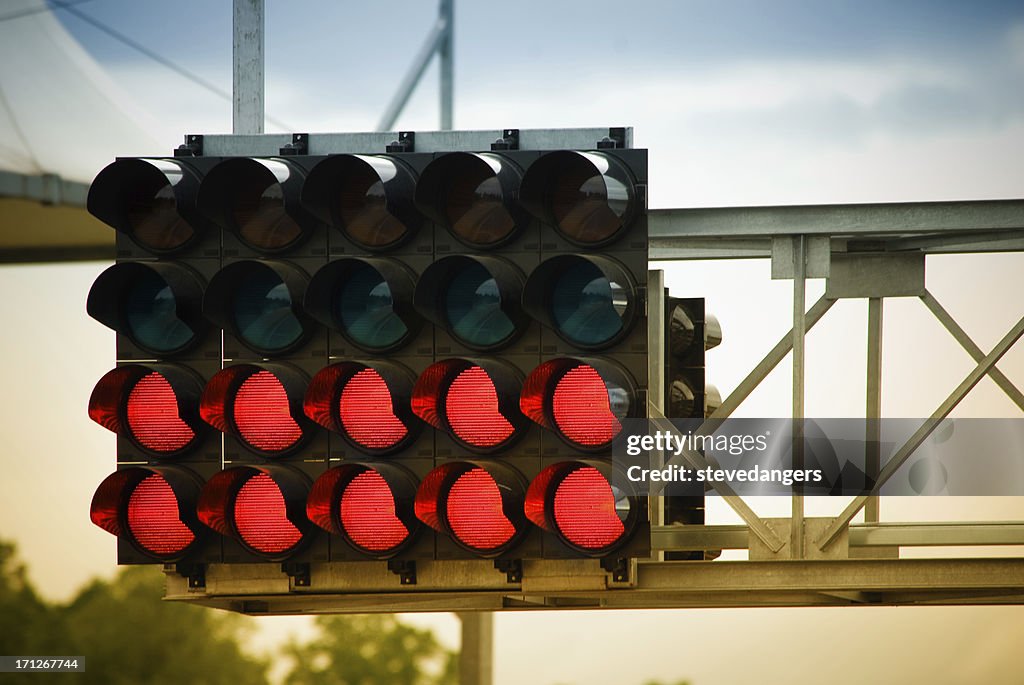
top-left (524, 462), bottom-right (639, 556)
top-left (414, 461), bottom-right (528, 557)
top-left (520, 358), bottom-right (635, 451)
top-left (90, 466), bottom-right (204, 561)
top-left (303, 361), bottom-right (418, 455)
top-left (200, 364), bottom-right (311, 457)
top-left (307, 464), bottom-right (420, 558)
top-left (89, 364), bottom-right (205, 458)
top-left (196, 466), bottom-right (310, 559)
top-left (411, 359), bottom-right (524, 453)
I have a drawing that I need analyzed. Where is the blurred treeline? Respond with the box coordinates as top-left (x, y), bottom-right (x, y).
top-left (0, 539), bottom-right (455, 685)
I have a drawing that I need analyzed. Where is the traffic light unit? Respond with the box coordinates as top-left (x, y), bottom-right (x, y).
top-left (84, 129), bottom-right (713, 588)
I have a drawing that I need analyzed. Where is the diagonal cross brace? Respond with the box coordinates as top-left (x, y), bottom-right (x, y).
top-left (921, 291), bottom-right (1024, 413)
top-left (816, 312), bottom-right (1024, 551)
top-left (647, 404), bottom-right (786, 552)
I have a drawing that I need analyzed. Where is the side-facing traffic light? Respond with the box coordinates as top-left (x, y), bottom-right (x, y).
top-left (661, 297), bottom-right (721, 560)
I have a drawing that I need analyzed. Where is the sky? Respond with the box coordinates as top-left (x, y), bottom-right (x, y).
top-left (2, 0), bottom-right (1024, 683)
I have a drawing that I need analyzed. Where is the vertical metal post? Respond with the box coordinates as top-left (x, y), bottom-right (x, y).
top-left (791, 235), bottom-right (806, 558)
top-left (648, 271), bottom-right (666, 546)
top-left (233, 0), bottom-right (265, 135)
top-left (458, 612), bottom-right (493, 685)
top-left (439, 0), bottom-right (454, 130)
top-left (865, 297), bottom-right (883, 523)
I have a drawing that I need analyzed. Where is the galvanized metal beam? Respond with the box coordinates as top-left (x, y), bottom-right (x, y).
top-left (865, 297), bottom-right (883, 523)
top-left (0, 170), bottom-right (89, 206)
top-left (649, 200), bottom-right (1024, 239)
top-left (199, 127), bottom-right (631, 156)
top-left (164, 558), bottom-right (1024, 613)
top-left (652, 522), bottom-right (1024, 551)
top-left (791, 236), bottom-right (807, 558)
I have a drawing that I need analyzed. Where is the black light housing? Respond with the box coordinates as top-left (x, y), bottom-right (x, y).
top-left (524, 460), bottom-right (641, 557)
top-left (88, 363), bottom-right (207, 458)
top-left (300, 154), bottom-right (421, 251)
top-left (307, 463), bottom-right (421, 558)
top-left (521, 253), bottom-right (639, 351)
top-left (520, 150), bottom-right (637, 248)
top-left (414, 152), bottom-right (527, 249)
top-left (87, 261), bottom-right (208, 357)
top-left (414, 460), bottom-right (529, 557)
top-left (520, 356), bottom-right (637, 451)
top-left (303, 360), bottom-right (420, 455)
top-left (203, 259), bottom-right (313, 356)
top-left (411, 358), bottom-right (527, 454)
top-left (414, 255), bottom-right (526, 352)
top-left (88, 158), bottom-right (207, 255)
top-left (196, 157), bottom-right (315, 254)
top-left (90, 466), bottom-right (205, 561)
top-left (196, 464), bottom-right (313, 561)
top-left (305, 257), bottom-right (421, 353)
top-left (199, 362), bottom-right (314, 458)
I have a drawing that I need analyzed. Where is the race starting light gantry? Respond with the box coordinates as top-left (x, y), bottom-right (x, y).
top-left (84, 127), bottom-right (710, 591)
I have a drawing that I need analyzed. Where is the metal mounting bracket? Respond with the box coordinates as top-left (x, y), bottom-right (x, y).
top-left (174, 134), bottom-right (204, 157)
top-left (281, 562), bottom-right (311, 588)
top-left (388, 559), bottom-right (417, 585)
top-left (279, 133), bottom-right (309, 156)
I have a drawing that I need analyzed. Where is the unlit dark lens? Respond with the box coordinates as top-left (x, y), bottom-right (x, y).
top-left (123, 270), bottom-right (195, 353)
top-left (334, 262), bottom-right (407, 350)
top-left (232, 270), bottom-right (303, 353)
top-left (444, 263), bottom-right (514, 348)
top-left (234, 182), bottom-right (303, 251)
top-left (444, 170), bottom-right (515, 246)
top-left (338, 166), bottom-right (408, 248)
top-left (127, 183), bottom-right (194, 252)
top-left (550, 261), bottom-right (627, 347)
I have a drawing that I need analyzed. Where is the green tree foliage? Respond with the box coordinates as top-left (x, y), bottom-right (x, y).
top-left (62, 565), bottom-right (270, 685)
top-left (0, 540), bottom-right (456, 685)
top-left (0, 541), bottom-right (69, 684)
top-left (283, 614), bottom-right (457, 685)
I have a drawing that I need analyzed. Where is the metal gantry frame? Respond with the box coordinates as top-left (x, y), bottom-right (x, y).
top-left (162, 179), bottom-right (1024, 614)
top-left (648, 200), bottom-right (1024, 561)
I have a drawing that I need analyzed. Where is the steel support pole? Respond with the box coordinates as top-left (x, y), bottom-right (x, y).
top-left (376, 2), bottom-right (450, 132)
top-left (232, 0), bottom-right (264, 135)
top-left (458, 612), bottom-right (493, 685)
top-left (648, 271), bottom-right (666, 536)
top-left (865, 297), bottom-right (883, 523)
top-left (818, 312), bottom-right (1024, 549)
top-left (439, 0), bottom-right (454, 130)
top-left (791, 236), bottom-right (806, 558)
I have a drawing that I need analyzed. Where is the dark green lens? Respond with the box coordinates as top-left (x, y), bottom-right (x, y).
top-left (334, 262), bottom-right (407, 350)
top-left (550, 261), bottom-right (627, 347)
top-left (231, 269), bottom-right (303, 353)
top-left (444, 263), bottom-right (514, 347)
top-left (123, 270), bottom-right (194, 353)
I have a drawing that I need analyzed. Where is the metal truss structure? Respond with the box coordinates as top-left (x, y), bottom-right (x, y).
top-left (165, 194), bottom-right (1024, 614)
